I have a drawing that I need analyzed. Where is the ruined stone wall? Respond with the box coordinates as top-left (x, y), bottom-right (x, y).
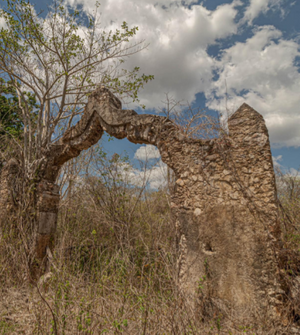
top-left (0, 87), bottom-right (285, 325)
top-left (91, 88), bottom-right (283, 323)
top-left (167, 104), bottom-right (283, 322)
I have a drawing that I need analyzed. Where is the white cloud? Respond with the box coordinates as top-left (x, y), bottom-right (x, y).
top-left (61, 0), bottom-right (300, 148)
top-left (134, 145), bottom-right (161, 161)
top-left (207, 25), bottom-right (300, 147)
top-left (112, 158), bottom-right (167, 189)
top-left (242, 0), bottom-right (285, 25)
top-left (289, 168), bottom-right (300, 177)
top-left (146, 162), bottom-right (168, 189)
top-left (272, 157), bottom-right (300, 179)
top-left (0, 12), bottom-right (7, 29)
top-left (133, 145), bottom-right (167, 189)
top-left (272, 155), bottom-right (282, 168)
top-left (65, 0), bottom-right (241, 109)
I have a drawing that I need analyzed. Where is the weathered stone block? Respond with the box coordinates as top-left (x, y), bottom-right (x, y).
top-left (38, 212), bottom-right (57, 234)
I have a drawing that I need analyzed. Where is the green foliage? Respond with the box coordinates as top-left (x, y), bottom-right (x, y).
top-left (0, 0), bottom-right (154, 173)
top-left (0, 79), bottom-right (23, 138)
top-left (0, 78), bottom-right (39, 136)
top-left (0, 0), bottom-right (154, 107)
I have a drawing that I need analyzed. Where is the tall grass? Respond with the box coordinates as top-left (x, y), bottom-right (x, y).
top-left (0, 157), bottom-right (300, 334)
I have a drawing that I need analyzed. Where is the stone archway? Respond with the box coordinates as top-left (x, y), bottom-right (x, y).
top-left (0, 87), bottom-right (285, 325)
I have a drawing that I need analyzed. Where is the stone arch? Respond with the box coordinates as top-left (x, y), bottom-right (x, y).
top-left (0, 87), bottom-right (285, 325)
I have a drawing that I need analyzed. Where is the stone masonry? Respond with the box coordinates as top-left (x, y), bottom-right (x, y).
top-left (0, 87), bottom-right (285, 325)
top-left (92, 89), bottom-right (284, 324)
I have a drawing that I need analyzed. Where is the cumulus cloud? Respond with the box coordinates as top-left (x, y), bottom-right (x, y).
top-left (62, 0), bottom-right (299, 148)
top-left (143, 161), bottom-right (168, 189)
top-left (207, 25), bottom-right (300, 147)
top-left (65, 0), bottom-right (241, 109)
top-left (242, 0), bottom-right (285, 25)
top-left (272, 155), bottom-right (282, 168)
top-left (132, 145), bottom-right (167, 189)
top-left (111, 159), bottom-right (167, 190)
top-left (134, 145), bottom-right (161, 161)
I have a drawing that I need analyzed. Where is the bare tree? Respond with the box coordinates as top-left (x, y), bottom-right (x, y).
top-left (158, 93), bottom-right (220, 140)
top-left (0, 0), bottom-right (152, 178)
top-left (0, 0), bottom-right (153, 275)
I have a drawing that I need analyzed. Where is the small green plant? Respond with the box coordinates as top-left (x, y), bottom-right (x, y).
top-left (76, 298), bottom-right (92, 333)
top-left (197, 275), bottom-right (206, 291)
top-left (238, 325), bottom-right (254, 333)
top-left (112, 319), bottom-right (128, 333)
top-left (0, 320), bottom-right (15, 334)
top-left (216, 314), bottom-right (223, 332)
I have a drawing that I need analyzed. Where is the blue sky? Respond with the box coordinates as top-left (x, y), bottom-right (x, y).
top-left (95, 0), bottom-right (300, 176)
top-left (2, 0), bottom-right (300, 187)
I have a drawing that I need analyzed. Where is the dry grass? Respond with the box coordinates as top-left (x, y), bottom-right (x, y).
top-left (1, 160), bottom-right (300, 334)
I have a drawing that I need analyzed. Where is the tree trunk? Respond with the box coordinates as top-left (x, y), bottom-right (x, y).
top-left (35, 179), bottom-right (60, 263)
